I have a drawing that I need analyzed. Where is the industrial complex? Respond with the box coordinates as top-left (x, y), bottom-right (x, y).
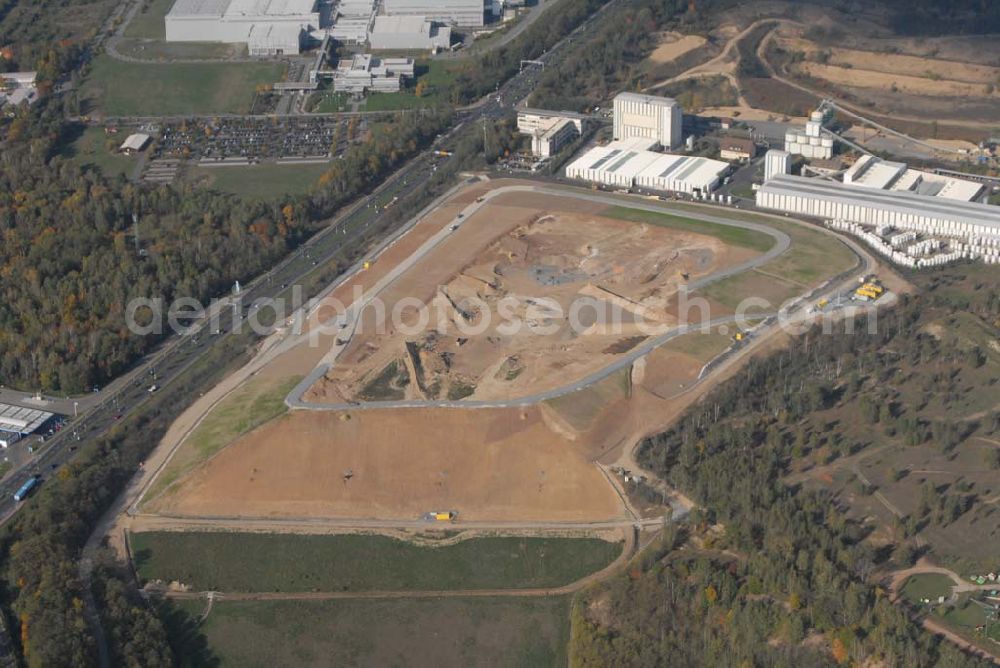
top-left (565, 137), bottom-right (729, 195)
top-left (163, 0), bottom-right (489, 53)
top-left (165, 0), bottom-right (322, 55)
top-left (556, 89), bottom-right (1000, 268)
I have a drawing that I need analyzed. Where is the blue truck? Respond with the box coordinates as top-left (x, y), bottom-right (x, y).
top-left (13, 476), bottom-right (39, 502)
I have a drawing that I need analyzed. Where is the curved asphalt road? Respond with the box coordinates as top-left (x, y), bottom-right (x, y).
top-left (285, 184), bottom-right (791, 411)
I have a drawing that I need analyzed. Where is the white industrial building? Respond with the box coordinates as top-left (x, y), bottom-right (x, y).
top-left (517, 110), bottom-right (586, 158)
top-left (612, 92), bottom-right (682, 150)
top-left (382, 0), bottom-right (485, 27)
top-left (785, 110), bottom-right (834, 160)
top-left (566, 138), bottom-right (728, 195)
top-left (368, 15), bottom-right (451, 50)
top-left (844, 155), bottom-right (985, 202)
top-left (328, 0), bottom-right (377, 43)
top-left (764, 149), bottom-right (791, 181)
top-left (757, 174), bottom-right (1000, 242)
top-left (0, 403), bottom-right (53, 448)
top-left (332, 54), bottom-right (414, 93)
top-left (165, 0), bottom-right (321, 55)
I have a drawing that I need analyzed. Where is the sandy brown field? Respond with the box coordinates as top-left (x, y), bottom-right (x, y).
top-left (648, 32), bottom-right (707, 64)
top-left (304, 192), bottom-right (753, 404)
top-left (147, 327), bottom-right (740, 523)
top-left (778, 37), bottom-right (1000, 85)
top-left (146, 405), bottom-right (625, 522)
top-left (796, 62), bottom-right (994, 99)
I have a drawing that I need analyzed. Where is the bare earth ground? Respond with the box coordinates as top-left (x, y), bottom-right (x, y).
top-left (304, 191), bottom-right (753, 404)
top-left (146, 405), bottom-right (625, 522)
top-left (648, 32), bottom-right (707, 64)
top-left (131, 180), bottom-right (867, 534)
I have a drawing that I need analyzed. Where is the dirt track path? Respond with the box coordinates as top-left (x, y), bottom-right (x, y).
top-left (643, 20), bottom-right (765, 108)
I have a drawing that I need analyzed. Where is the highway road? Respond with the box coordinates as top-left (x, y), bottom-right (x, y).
top-left (0, 0), bottom-right (627, 517)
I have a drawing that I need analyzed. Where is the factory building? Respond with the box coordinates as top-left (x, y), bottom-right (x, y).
top-left (0, 403), bottom-right (53, 448)
top-left (332, 54), bottom-right (413, 93)
top-left (368, 15), bottom-right (451, 50)
top-left (565, 138), bottom-right (729, 195)
top-left (612, 92), bottom-right (682, 150)
top-left (756, 174), bottom-right (1000, 241)
top-left (382, 0), bottom-right (485, 27)
top-left (784, 110), bottom-right (834, 160)
top-left (764, 149), bottom-right (791, 181)
top-left (165, 0), bottom-right (321, 55)
top-left (844, 155), bottom-right (986, 202)
top-left (328, 0), bottom-right (377, 43)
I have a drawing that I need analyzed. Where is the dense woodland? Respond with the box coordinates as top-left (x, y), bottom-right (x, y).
top-left (572, 269), bottom-right (1000, 665)
top-left (0, 99), bottom-right (451, 392)
top-left (529, 0), bottom-right (688, 110)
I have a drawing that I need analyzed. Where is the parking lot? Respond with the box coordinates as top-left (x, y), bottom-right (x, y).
top-left (153, 116), bottom-right (363, 161)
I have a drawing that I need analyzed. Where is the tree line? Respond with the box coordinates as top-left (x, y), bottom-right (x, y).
top-left (571, 271), bottom-right (1000, 666)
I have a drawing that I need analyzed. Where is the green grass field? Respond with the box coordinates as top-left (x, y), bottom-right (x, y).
top-left (143, 374), bottom-right (301, 506)
top-left (191, 163), bottom-right (330, 200)
top-left (130, 532), bottom-right (621, 592)
top-left (125, 0), bottom-right (172, 39)
top-left (170, 596), bottom-right (570, 667)
top-left (660, 331), bottom-right (732, 361)
top-left (61, 126), bottom-right (136, 178)
top-left (82, 56), bottom-right (284, 116)
top-left (311, 92), bottom-right (351, 113)
top-left (602, 206), bottom-right (775, 252)
top-left (900, 574), bottom-right (955, 604)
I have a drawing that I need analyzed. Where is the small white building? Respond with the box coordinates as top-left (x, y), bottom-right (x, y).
top-left (612, 92), bottom-right (683, 150)
top-left (120, 133), bottom-right (152, 154)
top-left (764, 149), bottom-right (791, 181)
top-left (368, 15), bottom-right (451, 50)
top-left (516, 111), bottom-right (584, 158)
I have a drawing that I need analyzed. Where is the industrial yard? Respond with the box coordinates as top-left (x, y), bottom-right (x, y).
top-left (302, 189), bottom-right (757, 405)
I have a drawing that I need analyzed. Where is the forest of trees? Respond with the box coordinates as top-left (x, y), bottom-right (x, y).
top-left (529, 0), bottom-right (689, 111)
top-left (571, 271), bottom-right (1000, 666)
top-left (0, 99), bottom-right (451, 392)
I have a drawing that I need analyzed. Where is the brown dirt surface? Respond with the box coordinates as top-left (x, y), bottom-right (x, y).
top-left (304, 190), bottom-right (750, 404)
top-left (795, 62), bottom-right (995, 99)
top-left (778, 37), bottom-right (1000, 85)
top-left (146, 405), bottom-right (626, 522)
top-left (648, 32), bottom-right (707, 64)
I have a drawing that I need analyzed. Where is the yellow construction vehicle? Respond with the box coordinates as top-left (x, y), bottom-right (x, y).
top-left (363, 260), bottom-right (371, 270)
top-left (433, 511), bottom-right (455, 521)
top-left (816, 298), bottom-right (829, 309)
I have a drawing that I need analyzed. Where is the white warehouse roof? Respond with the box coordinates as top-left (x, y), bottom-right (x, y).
top-left (759, 174), bottom-right (1000, 234)
top-left (0, 403), bottom-right (53, 435)
top-left (566, 139), bottom-right (728, 194)
top-left (167, 0), bottom-right (231, 17)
